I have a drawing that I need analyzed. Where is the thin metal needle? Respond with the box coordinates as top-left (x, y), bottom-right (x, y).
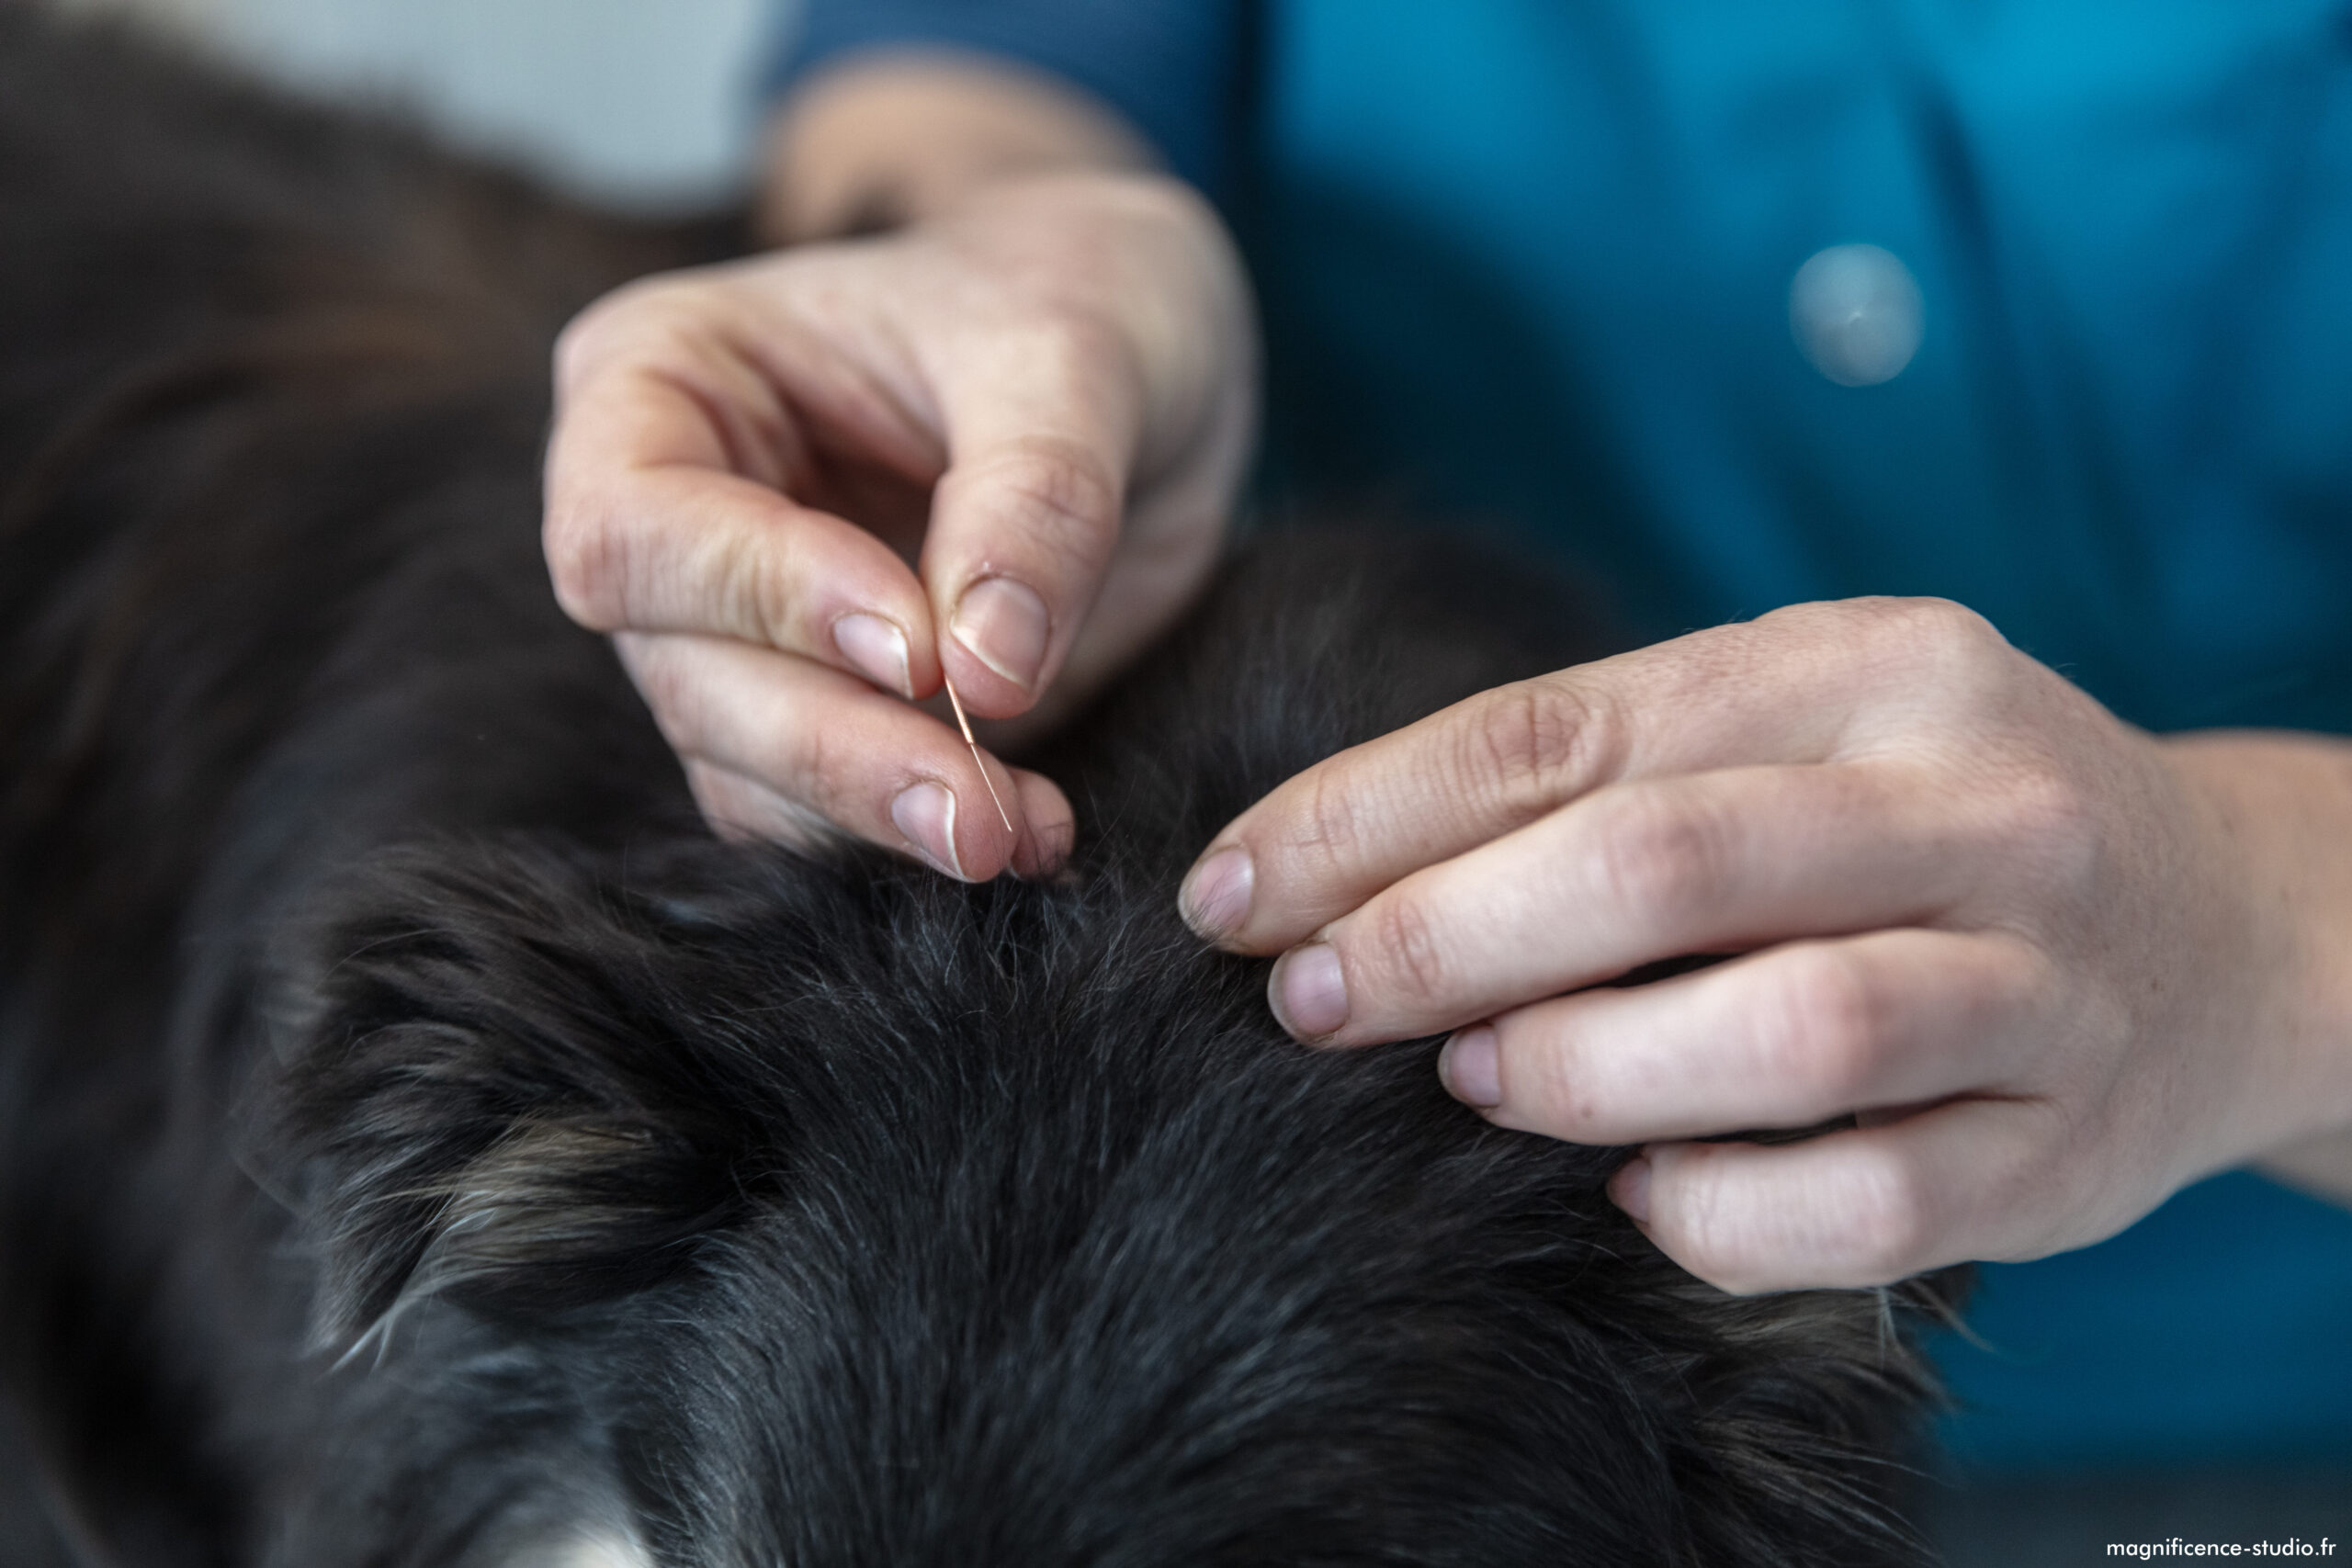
top-left (941, 675), bottom-right (1015, 834)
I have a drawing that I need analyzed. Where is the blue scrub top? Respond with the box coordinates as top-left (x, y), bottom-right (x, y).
top-left (777, 0), bottom-right (2352, 1473)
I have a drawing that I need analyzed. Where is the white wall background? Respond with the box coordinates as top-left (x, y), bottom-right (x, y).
top-left (51, 0), bottom-right (798, 209)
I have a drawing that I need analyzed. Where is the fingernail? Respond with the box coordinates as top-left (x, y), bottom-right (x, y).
top-left (1270, 942), bottom-right (1348, 1041)
top-left (889, 781), bottom-right (967, 879)
top-left (1440, 1025), bottom-right (1502, 1108)
top-left (832, 613), bottom-right (911, 697)
top-left (1179, 846), bottom-right (1253, 940)
top-left (1611, 1156), bottom-right (1653, 1225)
top-left (949, 577), bottom-right (1049, 691)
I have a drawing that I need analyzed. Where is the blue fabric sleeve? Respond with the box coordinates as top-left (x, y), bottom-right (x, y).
top-left (763, 0), bottom-right (1249, 195)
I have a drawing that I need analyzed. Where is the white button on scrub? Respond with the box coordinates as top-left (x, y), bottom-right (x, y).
top-left (1790, 243), bottom-right (1924, 387)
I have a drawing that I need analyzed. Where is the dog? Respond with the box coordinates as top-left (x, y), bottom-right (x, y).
top-left (0, 10), bottom-right (1945, 1564)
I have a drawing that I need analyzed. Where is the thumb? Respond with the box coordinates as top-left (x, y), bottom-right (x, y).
top-left (917, 319), bottom-right (1142, 718)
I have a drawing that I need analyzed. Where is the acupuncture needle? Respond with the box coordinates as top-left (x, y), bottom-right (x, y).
top-left (940, 674), bottom-right (1016, 835)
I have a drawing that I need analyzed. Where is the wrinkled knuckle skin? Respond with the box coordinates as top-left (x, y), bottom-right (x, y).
top-left (1012, 444), bottom-right (1122, 544)
top-left (710, 532), bottom-right (797, 652)
top-left (1835, 1151), bottom-right (1939, 1285)
top-left (1589, 793), bottom-right (1728, 936)
top-left (1287, 765), bottom-right (1369, 874)
top-left (1651, 1158), bottom-right (1753, 1288)
top-left (1457, 679), bottom-right (1611, 814)
top-left (1765, 947), bottom-right (1887, 1110)
top-left (1364, 896), bottom-right (1456, 1016)
top-left (958, 438), bottom-right (1123, 570)
top-left (1672, 1146), bottom-right (1937, 1293)
top-left (795, 720), bottom-right (854, 818)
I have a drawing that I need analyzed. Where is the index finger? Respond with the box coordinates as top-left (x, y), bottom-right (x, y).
top-left (1176, 602), bottom-right (1937, 954)
top-left (542, 276), bottom-right (945, 694)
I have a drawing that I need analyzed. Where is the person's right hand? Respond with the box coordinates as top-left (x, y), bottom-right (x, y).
top-left (543, 170), bottom-right (1255, 880)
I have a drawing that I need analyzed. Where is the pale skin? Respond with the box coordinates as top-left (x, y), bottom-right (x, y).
top-left (542, 51), bottom-right (2352, 1293)
top-left (544, 54), bottom-right (1256, 878)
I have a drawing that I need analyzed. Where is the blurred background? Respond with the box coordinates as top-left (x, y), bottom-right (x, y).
top-left (47, 0), bottom-right (793, 209)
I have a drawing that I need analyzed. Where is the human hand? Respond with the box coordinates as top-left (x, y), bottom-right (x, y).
top-left (1180, 597), bottom-right (2352, 1292)
top-left (544, 170), bottom-right (1255, 879)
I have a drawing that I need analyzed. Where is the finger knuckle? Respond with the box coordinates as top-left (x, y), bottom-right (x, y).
top-left (1510, 1034), bottom-right (1603, 1137)
top-left (1759, 946), bottom-right (1889, 1105)
top-left (1589, 791), bottom-right (1731, 934)
top-left (707, 531), bottom-right (796, 649)
top-left (1657, 1141), bottom-right (1939, 1292)
top-left (1651, 1156), bottom-right (1760, 1284)
top-left (1288, 763), bottom-right (1371, 869)
top-left (1864, 595), bottom-right (2010, 682)
top-left (1453, 678), bottom-right (1620, 816)
top-left (1871, 593), bottom-right (1997, 649)
top-left (1830, 1148), bottom-right (1940, 1282)
top-left (1363, 895), bottom-right (1457, 1013)
top-left (795, 719), bottom-right (858, 817)
top-left (959, 438), bottom-right (1123, 563)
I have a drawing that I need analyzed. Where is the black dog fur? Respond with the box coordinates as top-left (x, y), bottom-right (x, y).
top-left (0, 10), bottom-right (1943, 1564)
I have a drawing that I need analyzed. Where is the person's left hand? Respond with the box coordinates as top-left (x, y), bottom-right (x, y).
top-left (1178, 596), bottom-right (2352, 1292)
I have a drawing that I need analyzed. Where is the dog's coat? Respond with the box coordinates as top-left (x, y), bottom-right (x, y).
top-left (0, 12), bottom-right (1941, 1565)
